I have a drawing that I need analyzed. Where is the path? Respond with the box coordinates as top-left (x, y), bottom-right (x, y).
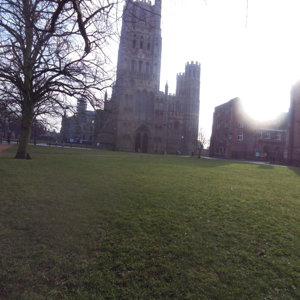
top-left (0, 144), bottom-right (13, 154)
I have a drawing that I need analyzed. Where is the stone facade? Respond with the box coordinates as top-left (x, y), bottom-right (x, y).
top-left (96, 0), bottom-right (200, 154)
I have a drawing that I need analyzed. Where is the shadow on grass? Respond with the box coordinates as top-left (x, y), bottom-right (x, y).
top-left (195, 157), bottom-right (300, 173)
top-left (193, 157), bottom-right (237, 168)
top-left (257, 164), bottom-right (274, 169)
top-left (288, 165), bottom-right (300, 176)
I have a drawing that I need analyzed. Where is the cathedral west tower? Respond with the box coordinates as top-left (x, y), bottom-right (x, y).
top-left (112, 0), bottom-right (163, 152)
top-left (97, 0), bottom-right (201, 155)
top-left (116, 0), bottom-right (162, 92)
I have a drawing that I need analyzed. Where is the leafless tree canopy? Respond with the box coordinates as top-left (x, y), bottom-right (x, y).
top-left (0, 0), bottom-right (120, 158)
top-left (198, 129), bottom-right (208, 148)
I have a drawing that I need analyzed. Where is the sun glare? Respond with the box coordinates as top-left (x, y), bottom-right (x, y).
top-left (160, 0), bottom-right (300, 136)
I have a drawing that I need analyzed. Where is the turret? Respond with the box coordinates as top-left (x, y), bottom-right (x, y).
top-left (180, 62), bottom-right (201, 155)
top-left (77, 97), bottom-right (87, 114)
top-left (184, 61), bottom-right (201, 80)
top-left (184, 61), bottom-right (201, 101)
top-left (176, 73), bottom-right (184, 96)
top-left (155, 0), bottom-right (162, 11)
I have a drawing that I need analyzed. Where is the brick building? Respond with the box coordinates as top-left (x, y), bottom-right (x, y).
top-left (210, 98), bottom-right (288, 162)
top-left (253, 128), bottom-right (288, 162)
top-left (209, 98), bottom-right (254, 159)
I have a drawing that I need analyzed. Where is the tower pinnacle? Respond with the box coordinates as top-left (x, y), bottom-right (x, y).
top-left (165, 81), bottom-right (169, 95)
top-left (155, 0), bottom-right (162, 11)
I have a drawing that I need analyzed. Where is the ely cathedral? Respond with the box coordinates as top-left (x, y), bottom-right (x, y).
top-left (63, 0), bottom-right (201, 154)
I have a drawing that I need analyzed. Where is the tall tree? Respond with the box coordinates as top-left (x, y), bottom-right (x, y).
top-left (0, 0), bottom-right (119, 158)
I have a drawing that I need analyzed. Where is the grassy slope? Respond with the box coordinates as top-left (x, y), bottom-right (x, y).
top-left (0, 146), bottom-right (299, 299)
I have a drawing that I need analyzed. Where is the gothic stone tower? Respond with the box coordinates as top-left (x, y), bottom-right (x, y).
top-left (166, 62), bottom-right (201, 154)
top-left (112, 0), bottom-right (162, 152)
top-left (178, 62), bottom-right (201, 154)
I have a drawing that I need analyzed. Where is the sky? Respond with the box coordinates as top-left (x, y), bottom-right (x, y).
top-left (159, 0), bottom-right (300, 138)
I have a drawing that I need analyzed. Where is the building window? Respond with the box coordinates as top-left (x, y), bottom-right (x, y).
top-left (138, 61), bottom-right (143, 73)
top-left (237, 134), bottom-right (243, 141)
top-left (132, 39), bottom-right (136, 48)
top-left (153, 63), bottom-right (157, 75)
top-left (131, 60), bottom-right (136, 72)
top-left (147, 42), bottom-right (151, 51)
top-left (140, 36), bottom-right (144, 49)
top-left (238, 122), bottom-right (244, 128)
top-left (276, 133), bottom-right (282, 140)
top-left (261, 131), bottom-right (271, 139)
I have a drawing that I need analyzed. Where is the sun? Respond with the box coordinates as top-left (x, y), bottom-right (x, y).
top-left (161, 0), bottom-right (300, 135)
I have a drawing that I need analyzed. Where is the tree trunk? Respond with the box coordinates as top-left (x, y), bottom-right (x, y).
top-left (15, 109), bottom-right (33, 159)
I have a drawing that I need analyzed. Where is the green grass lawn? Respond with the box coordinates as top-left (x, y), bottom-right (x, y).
top-left (1, 146), bottom-right (299, 299)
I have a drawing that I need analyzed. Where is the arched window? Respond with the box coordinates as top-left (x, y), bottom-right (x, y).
top-left (138, 61), bottom-right (143, 73)
top-left (132, 34), bottom-right (137, 48)
top-left (140, 36), bottom-right (144, 49)
top-left (135, 133), bottom-right (141, 152)
top-left (131, 60), bottom-right (136, 72)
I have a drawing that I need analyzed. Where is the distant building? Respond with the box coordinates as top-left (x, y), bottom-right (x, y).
top-left (209, 98), bottom-right (253, 159)
top-left (287, 81), bottom-right (300, 166)
top-left (209, 98), bottom-right (288, 163)
top-left (253, 128), bottom-right (288, 162)
top-left (61, 98), bottom-right (95, 144)
top-left (95, 0), bottom-right (200, 154)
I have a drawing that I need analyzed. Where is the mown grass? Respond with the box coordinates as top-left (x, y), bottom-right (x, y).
top-left (0, 146), bottom-right (299, 299)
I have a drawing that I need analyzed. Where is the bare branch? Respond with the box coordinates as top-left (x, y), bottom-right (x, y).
top-left (0, 0), bottom-right (120, 158)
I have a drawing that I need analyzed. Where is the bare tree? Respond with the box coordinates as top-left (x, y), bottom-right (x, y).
top-left (197, 128), bottom-right (208, 158)
top-left (0, 0), bottom-right (120, 159)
